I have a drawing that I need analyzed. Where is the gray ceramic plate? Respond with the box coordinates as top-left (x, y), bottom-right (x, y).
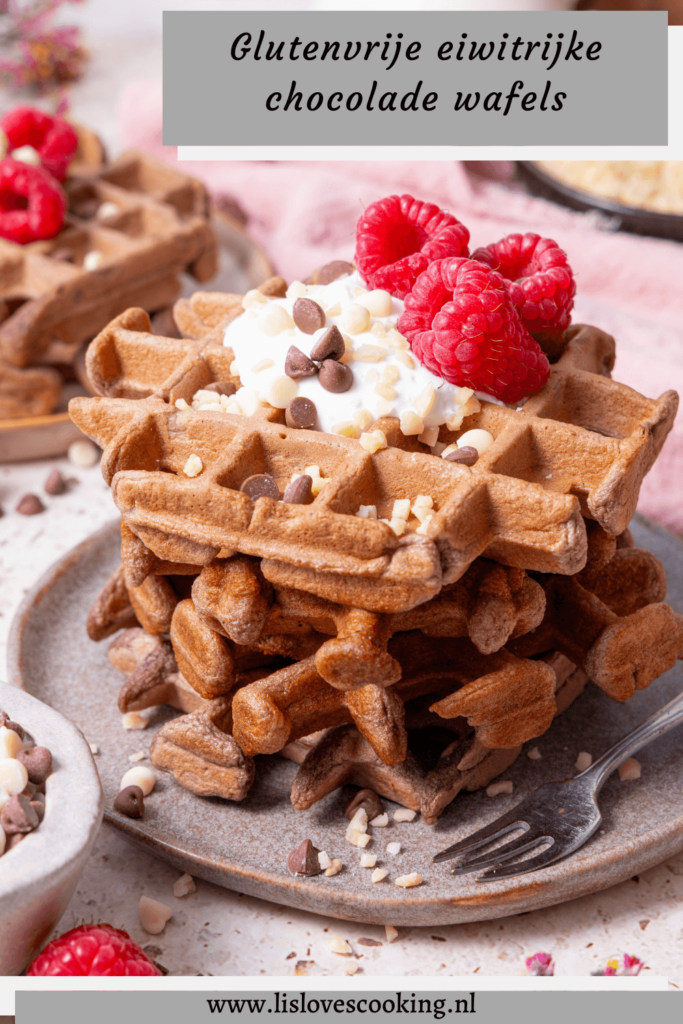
top-left (8, 515), bottom-right (683, 926)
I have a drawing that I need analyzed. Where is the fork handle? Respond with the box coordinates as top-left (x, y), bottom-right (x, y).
top-left (580, 687), bottom-right (683, 791)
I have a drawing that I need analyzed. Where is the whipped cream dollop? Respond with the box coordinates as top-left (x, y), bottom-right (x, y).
top-left (221, 270), bottom-right (501, 441)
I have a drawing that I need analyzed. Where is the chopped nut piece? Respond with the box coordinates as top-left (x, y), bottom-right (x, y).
top-left (375, 397), bottom-right (393, 418)
top-left (575, 751), bottom-right (593, 772)
top-left (394, 808), bottom-right (417, 822)
top-left (332, 421), bottom-right (359, 439)
top-left (365, 369), bottom-right (380, 384)
top-left (360, 853), bottom-right (377, 868)
top-left (412, 505), bottom-right (434, 526)
top-left (357, 937), bottom-right (383, 947)
top-left (385, 925), bottom-right (399, 942)
top-left (486, 780), bottom-right (514, 797)
top-left (399, 410), bottom-right (424, 436)
top-left (386, 841), bottom-right (401, 855)
top-left (324, 858), bottom-right (343, 877)
top-left (139, 895), bottom-right (173, 935)
top-left (374, 382), bottom-right (397, 402)
top-left (385, 328), bottom-right (409, 350)
top-left (344, 961), bottom-right (360, 976)
top-left (418, 425), bottom-right (440, 447)
top-left (183, 455), bottom-right (202, 478)
top-left (128, 752), bottom-right (145, 762)
top-left (370, 813), bottom-right (388, 827)
top-left (395, 351), bottom-right (415, 369)
top-left (392, 499), bottom-right (411, 521)
top-left (173, 873), bottom-right (196, 898)
top-left (382, 364), bottom-right (400, 385)
top-left (414, 384), bottom-right (436, 418)
top-left (354, 343), bottom-right (386, 362)
top-left (395, 873), bottom-right (423, 888)
top-left (388, 517), bottom-right (406, 537)
top-left (356, 505), bottom-right (377, 519)
top-left (318, 850), bottom-right (332, 870)
top-left (527, 747), bottom-right (542, 760)
top-left (328, 935), bottom-right (353, 955)
top-left (122, 711), bottom-right (149, 731)
top-left (359, 430), bottom-right (387, 454)
top-left (175, 398), bottom-right (191, 411)
top-left (89, 743), bottom-right (99, 755)
top-left (294, 960), bottom-right (315, 976)
top-left (619, 757), bottom-right (641, 781)
top-left (83, 250), bottom-right (103, 271)
top-left (352, 410), bottom-right (373, 432)
top-left (371, 868), bottom-right (389, 883)
top-left (345, 789), bottom-right (383, 821)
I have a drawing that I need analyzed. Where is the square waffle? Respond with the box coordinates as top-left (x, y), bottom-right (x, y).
top-left (70, 290), bottom-right (677, 613)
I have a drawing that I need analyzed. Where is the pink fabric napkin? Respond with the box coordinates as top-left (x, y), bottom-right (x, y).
top-left (119, 80), bottom-right (683, 532)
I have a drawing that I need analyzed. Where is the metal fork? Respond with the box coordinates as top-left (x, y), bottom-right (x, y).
top-left (433, 689), bottom-right (683, 882)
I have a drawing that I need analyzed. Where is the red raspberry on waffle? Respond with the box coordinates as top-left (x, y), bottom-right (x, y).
top-left (27, 923), bottom-right (161, 976)
top-left (471, 233), bottom-right (575, 355)
top-left (398, 257), bottom-right (550, 404)
top-left (355, 193), bottom-right (470, 299)
top-left (0, 158), bottom-right (66, 244)
top-left (1, 106), bottom-right (78, 182)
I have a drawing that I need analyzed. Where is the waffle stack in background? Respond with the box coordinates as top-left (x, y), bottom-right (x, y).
top-left (72, 274), bottom-right (682, 824)
top-left (0, 149), bottom-right (217, 421)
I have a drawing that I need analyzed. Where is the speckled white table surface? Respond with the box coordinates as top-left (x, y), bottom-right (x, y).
top-left (0, 28), bottom-right (681, 987)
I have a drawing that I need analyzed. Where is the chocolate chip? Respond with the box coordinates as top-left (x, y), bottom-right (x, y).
top-left (282, 475), bottom-right (313, 505)
top-left (240, 473), bottom-right (281, 501)
top-left (344, 788), bottom-right (383, 822)
top-left (1, 794), bottom-right (39, 835)
top-left (318, 359), bottom-right (353, 394)
top-left (285, 397), bottom-right (317, 431)
top-left (17, 746), bottom-right (52, 785)
top-left (284, 345), bottom-right (317, 380)
top-left (2, 718), bottom-right (24, 739)
top-left (204, 381), bottom-right (236, 397)
top-left (287, 838), bottom-right (323, 876)
top-left (357, 937), bottom-right (383, 947)
top-left (31, 800), bottom-right (45, 822)
top-left (50, 248), bottom-right (74, 263)
top-left (21, 781), bottom-right (37, 800)
top-left (114, 785), bottom-right (145, 819)
top-left (310, 325), bottom-right (345, 363)
top-left (44, 469), bottom-right (66, 495)
top-left (292, 298), bottom-right (326, 335)
top-left (16, 494), bottom-right (45, 515)
top-left (71, 198), bottom-right (99, 219)
top-left (7, 832), bottom-right (24, 850)
top-left (308, 260), bottom-right (354, 286)
top-left (443, 445), bottom-right (479, 467)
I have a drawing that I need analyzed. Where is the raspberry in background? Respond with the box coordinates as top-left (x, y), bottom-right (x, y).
top-left (355, 194), bottom-right (470, 299)
top-left (1, 106), bottom-right (78, 182)
top-left (471, 233), bottom-right (575, 359)
top-left (398, 257), bottom-right (550, 405)
top-left (0, 158), bottom-right (66, 244)
top-left (28, 923), bottom-right (161, 976)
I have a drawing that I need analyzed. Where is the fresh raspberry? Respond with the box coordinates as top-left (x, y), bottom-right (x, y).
top-left (398, 257), bottom-right (550, 404)
top-left (0, 158), bottom-right (66, 244)
top-left (355, 194), bottom-right (469, 299)
top-left (27, 923), bottom-right (161, 976)
top-left (1, 106), bottom-right (78, 182)
top-left (471, 233), bottom-right (575, 354)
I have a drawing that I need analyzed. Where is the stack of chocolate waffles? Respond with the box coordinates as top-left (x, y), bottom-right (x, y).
top-left (72, 274), bottom-right (681, 825)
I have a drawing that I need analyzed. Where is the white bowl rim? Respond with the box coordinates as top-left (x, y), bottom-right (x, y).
top-left (0, 681), bottom-right (104, 901)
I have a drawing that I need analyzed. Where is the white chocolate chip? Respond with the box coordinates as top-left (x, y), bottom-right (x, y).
top-left (386, 841), bottom-right (401, 856)
top-left (12, 144), bottom-right (41, 165)
top-left (360, 852), bottom-right (377, 867)
top-left (96, 201), bottom-right (120, 219)
top-left (139, 895), bottom-right (173, 935)
top-left (575, 751), bottom-right (592, 772)
top-left (183, 454), bottom-right (203, 478)
top-left (251, 358), bottom-right (275, 373)
top-left (395, 351), bottom-right (415, 369)
top-left (175, 398), bottom-right (191, 411)
top-left (326, 301), bottom-right (342, 317)
top-left (395, 872), bottom-right (423, 888)
top-left (286, 280), bottom-right (307, 300)
top-left (242, 288), bottom-right (268, 311)
top-left (385, 925), bottom-right (399, 942)
top-left (0, 727), bottom-right (23, 760)
top-left (83, 250), bottom-right (104, 271)
top-left (0, 758), bottom-right (28, 796)
top-left (394, 808), bottom-right (417, 822)
top-left (370, 813), bottom-right (388, 827)
top-left (527, 746), bottom-right (541, 760)
top-left (328, 935), bottom-right (352, 955)
top-left (357, 289), bottom-right (393, 317)
top-left (371, 868), bottom-right (389, 883)
top-left (399, 410), bottom-right (424, 436)
top-left (486, 780), bottom-right (514, 797)
top-left (457, 428), bottom-right (494, 456)
top-left (258, 303), bottom-right (294, 336)
top-left (120, 765), bottom-right (156, 796)
top-left (68, 439), bottom-right (99, 467)
top-left (122, 712), bottom-right (149, 731)
top-left (173, 873), bottom-right (196, 897)
top-left (340, 303), bottom-right (371, 334)
top-left (359, 430), bottom-right (387, 454)
top-left (325, 858), bottom-right (343, 876)
top-left (263, 375), bottom-right (298, 409)
top-left (128, 752), bottom-right (146, 763)
top-left (356, 504), bottom-right (377, 519)
top-left (318, 850), bottom-right (332, 870)
top-left (618, 757), bottom-right (641, 781)
top-left (344, 961), bottom-right (360, 975)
